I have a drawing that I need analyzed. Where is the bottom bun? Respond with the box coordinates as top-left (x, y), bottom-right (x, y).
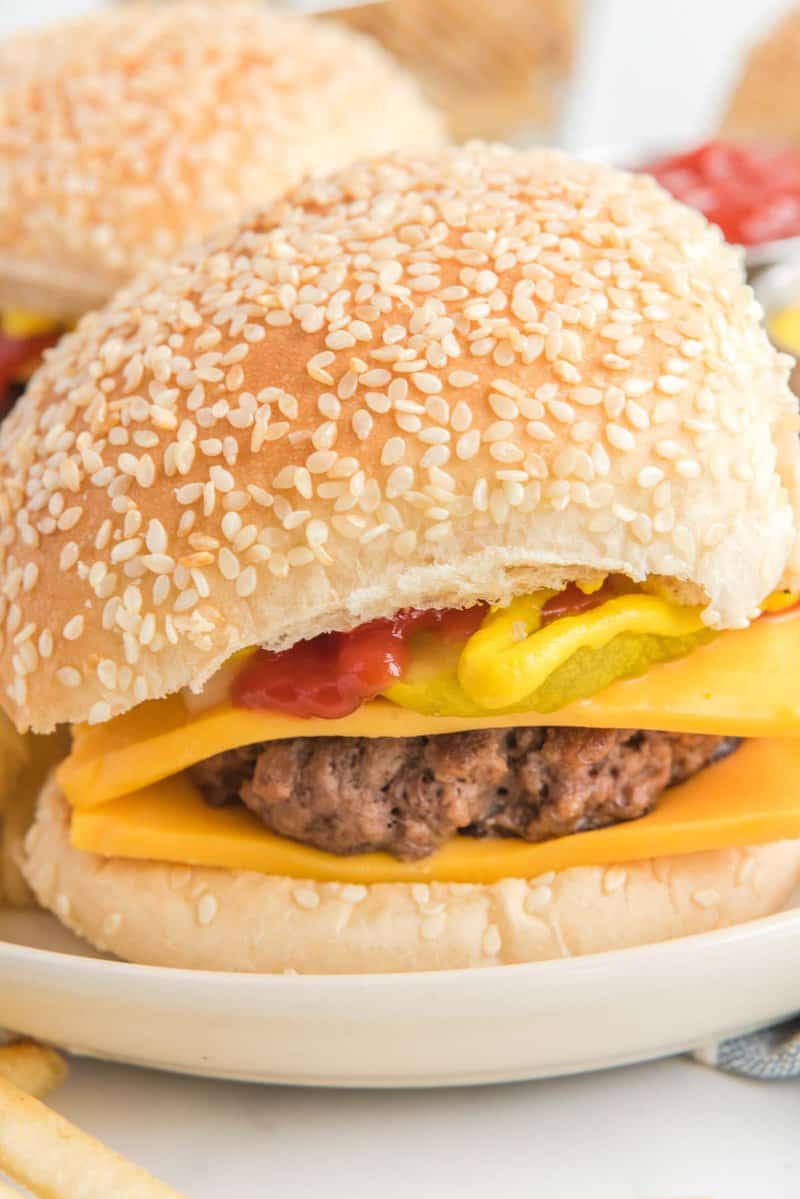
top-left (23, 778), bottom-right (800, 974)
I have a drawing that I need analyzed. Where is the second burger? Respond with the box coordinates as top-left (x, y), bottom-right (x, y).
top-left (0, 0), bottom-right (443, 415)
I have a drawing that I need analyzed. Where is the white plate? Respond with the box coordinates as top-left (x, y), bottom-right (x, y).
top-left (2, 909), bottom-right (800, 1087)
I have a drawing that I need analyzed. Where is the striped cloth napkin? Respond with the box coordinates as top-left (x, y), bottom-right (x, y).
top-left (694, 1019), bottom-right (800, 1078)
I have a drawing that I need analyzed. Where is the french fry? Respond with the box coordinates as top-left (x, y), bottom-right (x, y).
top-left (0, 1041), bottom-right (67, 1099)
top-left (0, 1074), bottom-right (186, 1199)
top-left (0, 1180), bottom-right (27, 1197)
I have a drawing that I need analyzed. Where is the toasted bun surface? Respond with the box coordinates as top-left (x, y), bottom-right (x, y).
top-left (721, 9), bottom-right (800, 146)
top-left (0, 1), bottom-right (444, 319)
top-left (23, 781), bottom-right (800, 973)
top-left (1, 143), bottom-right (799, 732)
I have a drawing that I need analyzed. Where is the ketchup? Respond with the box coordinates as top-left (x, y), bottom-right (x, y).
top-left (0, 331), bottom-right (59, 416)
top-left (540, 581), bottom-right (615, 625)
top-left (233, 605), bottom-right (487, 719)
top-left (643, 141), bottom-right (800, 246)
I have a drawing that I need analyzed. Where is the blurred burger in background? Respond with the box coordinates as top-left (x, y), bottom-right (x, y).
top-left (325, 0), bottom-right (579, 143)
top-left (0, 0), bottom-right (444, 417)
top-left (0, 0), bottom-right (443, 905)
top-left (721, 6), bottom-right (800, 148)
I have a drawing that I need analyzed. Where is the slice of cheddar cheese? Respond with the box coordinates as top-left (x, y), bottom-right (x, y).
top-left (69, 739), bottom-right (800, 883)
top-left (59, 611), bottom-right (800, 810)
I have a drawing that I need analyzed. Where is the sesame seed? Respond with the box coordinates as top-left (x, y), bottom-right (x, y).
top-left (101, 912), bottom-right (123, 938)
top-left (386, 466), bottom-right (414, 497)
top-left (421, 913), bottom-right (446, 940)
top-left (352, 411), bottom-right (373, 441)
top-left (482, 925), bottom-right (502, 956)
top-left (236, 567), bottom-right (257, 597)
top-left (525, 886), bottom-right (552, 912)
top-left (293, 886), bottom-right (320, 911)
top-left (490, 441), bottom-right (524, 463)
top-left (735, 856), bottom-right (755, 886)
top-left (381, 438), bottom-right (406, 466)
top-left (411, 372), bottom-right (442, 395)
top-left (572, 386), bottom-right (602, 407)
top-left (489, 393), bottom-right (519, 421)
top-left (602, 867), bottom-right (627, 894)
top-left (142, 554), bottom-right (174, 575)
top-left (63, 615), bottom-right (84, 641)
top-left (658, 375), bottom-right (687, 395)
top-left (306, 519), bottom-right (328, 548)
top-left (606, 424), bottom-right (635, 452)
top-left (59, 543), bottom-right (79, 571)
top-left (306, 450), bottom-right (337, 475)
top-left (456, 430), bottom-right (481, 461)
top-left (218, 548), bottom-right (239, 581)
top-left (637, 466), bottom-right (664, 488)
top-left (88, 701), bottom-right (111, 724)
top-left (145, 519), bottom-right (168, 554)
top-left (448, 370), bottom-right (479, 389)
top-left (196, 894), bottom-right (219, 926)
top-left (56, 666), bottom-right (82, 687)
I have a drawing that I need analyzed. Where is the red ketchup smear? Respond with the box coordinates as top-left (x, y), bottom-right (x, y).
top-left (0, 331), bottom-right (60, 416)
top-left (233, 605), bottom-right (488, 719)
top-left (540, 581), bottom-right (616, 625)
top-left (643, 141), bottom-right (800, 246)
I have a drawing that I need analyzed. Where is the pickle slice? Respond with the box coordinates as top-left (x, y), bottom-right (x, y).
top-left (383, 592), bottom-right (717, 718)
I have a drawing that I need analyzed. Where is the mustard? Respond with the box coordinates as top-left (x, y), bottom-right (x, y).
top-left (459, 592), bottom-right (708, 710)
top-left (762, 589), bottom-right (798, 613)
top-left (385, 589), bottom-right (715, 718)
top-left (576, 575), bottom-right (607, 595)
top-left (1, 308), bottom-right (63, 340)
top-left (769, 304), bottom-right (800, 355)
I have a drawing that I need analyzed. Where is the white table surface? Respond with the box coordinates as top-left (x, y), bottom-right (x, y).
top-left (50, 1054), bottom-right (797, 1198)
top-left (4, 0), bottom-right (800, 1193)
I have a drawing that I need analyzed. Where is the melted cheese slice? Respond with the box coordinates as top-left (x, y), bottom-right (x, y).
top-left (69, 739), bottom-right (800, 883)
top-left (59, 611), bottom-right (800, 810)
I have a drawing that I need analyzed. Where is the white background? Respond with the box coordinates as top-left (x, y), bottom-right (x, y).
top-left (3, 0), bottom-right (800, 1195)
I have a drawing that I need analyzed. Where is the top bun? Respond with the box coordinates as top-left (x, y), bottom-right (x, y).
top-left (1, 144), bottom-right (798, 732)
top-left (0, 1), bottom-right (444, 320)
top-left (721, 8), bottom-right (800, 146)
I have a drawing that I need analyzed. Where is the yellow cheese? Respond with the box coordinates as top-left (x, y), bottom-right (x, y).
top-left (58, 611), bottom-right (800, 810)
top-left (0, 309), bottom-right (62, 339)
top-left (69, 739), bottom-right (800, 883)
top-left (769, 303), bottom-right (800, 355)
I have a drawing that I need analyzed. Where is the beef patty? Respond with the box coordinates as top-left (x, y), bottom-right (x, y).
top-left (190, 728), bottom-right (739, 861)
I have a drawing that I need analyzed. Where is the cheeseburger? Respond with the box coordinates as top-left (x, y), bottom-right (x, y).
top-left (0, 0), bottom-right (443, 416)
top-left (8, 144), bottom-right (800, 973)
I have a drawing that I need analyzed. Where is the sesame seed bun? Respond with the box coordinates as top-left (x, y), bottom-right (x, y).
top-left (1, 143), bottom-right (799, 733)
top-left (721, 8), bottom-right (800, 147)
top-left (0, 1), bottom-right (444, 321)
top-left (22, 779), bottom-right (800, 972)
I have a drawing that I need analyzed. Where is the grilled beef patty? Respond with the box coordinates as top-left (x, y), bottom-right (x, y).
top-left (190, 728), bottom-right (739, 861)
